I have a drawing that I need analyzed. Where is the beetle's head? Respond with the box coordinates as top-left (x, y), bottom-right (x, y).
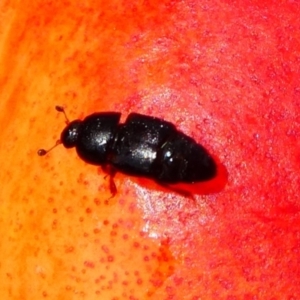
top-left (37, 106), bottom-right (80, 156)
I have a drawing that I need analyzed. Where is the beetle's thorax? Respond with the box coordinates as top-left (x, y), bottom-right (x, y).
top-left (60, 120), bottom-right (82, 148)
top-left (72, 112), bottom-right (121, 165)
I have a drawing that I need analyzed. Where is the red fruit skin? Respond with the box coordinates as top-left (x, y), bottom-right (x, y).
top-left (1, 0), bottom-right (300, 299)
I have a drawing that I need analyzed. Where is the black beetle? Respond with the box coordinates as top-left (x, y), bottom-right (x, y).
top-left (38, 106), bottom-right (217, 195)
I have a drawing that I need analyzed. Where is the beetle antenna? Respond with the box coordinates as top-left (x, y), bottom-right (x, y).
top-left (55, 105), bottom-right (69, 124)
top-left (37, 140), bottom-right (61, 156)
top-left (38, 106), bottom-right (68, 157)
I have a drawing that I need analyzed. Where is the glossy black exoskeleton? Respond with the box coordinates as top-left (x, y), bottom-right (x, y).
top-left (38, 106), bottom-right (217, 194)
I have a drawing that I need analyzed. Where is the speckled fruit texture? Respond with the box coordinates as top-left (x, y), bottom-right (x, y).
top-left (0, 0), bottom-right (300, 299)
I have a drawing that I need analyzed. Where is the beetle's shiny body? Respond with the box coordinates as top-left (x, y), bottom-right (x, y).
top-left (61, 111), bottom-right (216, 184)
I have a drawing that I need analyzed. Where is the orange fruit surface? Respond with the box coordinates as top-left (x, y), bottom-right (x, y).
top-left (1, 0), bottom-right (300, 299)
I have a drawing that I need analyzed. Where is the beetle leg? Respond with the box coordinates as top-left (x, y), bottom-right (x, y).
top-left (108, 173), bottom-right (117, 198)
top-left (101, 165), bottom-right (117, 198)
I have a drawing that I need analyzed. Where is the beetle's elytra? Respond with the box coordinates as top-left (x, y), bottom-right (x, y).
top-left (38, 106), bottom-right (217, 195)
